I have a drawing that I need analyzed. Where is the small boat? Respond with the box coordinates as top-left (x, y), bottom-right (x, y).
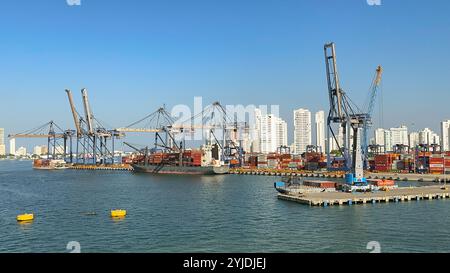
top-left (17, 213), bottom-right (34, 221)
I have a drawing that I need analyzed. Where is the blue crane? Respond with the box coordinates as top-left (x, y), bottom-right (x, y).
top-left (362, 65), bottom-right (383, 168)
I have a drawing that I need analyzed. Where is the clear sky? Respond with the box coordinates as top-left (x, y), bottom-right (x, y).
top-left (1, 0), bottom-right (450, 151)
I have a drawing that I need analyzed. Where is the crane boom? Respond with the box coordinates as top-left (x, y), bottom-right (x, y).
top-left (81, 88), bottom-right (95, 135)
top-left (65, 89), bottom-right (82, 137)
top-left (362, 65), bottom-right (383, 167)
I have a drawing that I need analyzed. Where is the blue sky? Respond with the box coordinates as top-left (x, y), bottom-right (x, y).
top-left (1, 0), bottom-right (450, 150)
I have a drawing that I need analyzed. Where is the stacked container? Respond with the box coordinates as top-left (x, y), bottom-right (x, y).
top-left (429, 154), bottom-right (444, 174)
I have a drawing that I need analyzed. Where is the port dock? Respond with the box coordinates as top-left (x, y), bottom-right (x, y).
top-left (278, 185), bottom-right (450, 206)
top-left (69, 164), bottom-right (133, 171)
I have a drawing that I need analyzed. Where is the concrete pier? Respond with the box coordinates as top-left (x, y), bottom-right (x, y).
top-left (367, 172), bottom-right (450, 182)
top-left (278, 186), bottom-right (450, 207)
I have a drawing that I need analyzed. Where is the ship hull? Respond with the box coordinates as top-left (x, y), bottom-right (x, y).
top-left (131, 164), bottom-right (229, 175)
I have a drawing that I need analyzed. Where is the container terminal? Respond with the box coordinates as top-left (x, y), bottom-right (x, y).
top-left (6, 42), bottom-right (450, 193)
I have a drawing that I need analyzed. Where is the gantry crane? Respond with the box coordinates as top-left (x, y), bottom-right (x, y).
top-left (8, 121), bottom-right (73, 159)
top-left (324, 42), bottom-right (369, 190)
top-left (65, 88), bottom-right (118, 164)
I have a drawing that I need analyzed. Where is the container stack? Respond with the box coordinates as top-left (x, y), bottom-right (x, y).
top-left (429, 154), bottom-right (444, 174)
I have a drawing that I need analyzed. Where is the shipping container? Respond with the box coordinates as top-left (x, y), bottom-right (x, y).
top-left (303, 180), bottom-right (337, 189)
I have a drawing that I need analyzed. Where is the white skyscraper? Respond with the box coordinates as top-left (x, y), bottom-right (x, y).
top-left (384, 130), bottom-right (392, 152)
top-left (258, 113), bottom-right (288, 154)
top-left (276, 118), bottom-right (288, 148)
top-left (419, 128), bottom-right (440, 145)
top-left (9, 138), bottom-right (16, 156)
top-left (259, 114), bottom-right (277, 153)
top-left (315, 111), bottom-right (325, 153)
top-left (390, 125), bottom-right (408, 146)
top-left (409, 132), bottom-right (420, 148)
top-left (441, 120), bottom-right (450, 151)
top-left (293, 108), bottom-right (311, 154)
top-left (251, 108), bottom-right (262, 153)
top-left (0, 128), bottom-right (5, 156)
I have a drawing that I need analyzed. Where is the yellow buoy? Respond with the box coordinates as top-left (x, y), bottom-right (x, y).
top-left (111, 209), bottom-right (127, 217)
top-left (17, 213), bottom-right (34, 222)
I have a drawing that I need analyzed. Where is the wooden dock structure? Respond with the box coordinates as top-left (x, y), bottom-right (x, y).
top-left (278, 186), bottom-right (450, 207)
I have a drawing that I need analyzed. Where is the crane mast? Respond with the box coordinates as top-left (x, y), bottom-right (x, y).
top-left (81, 88), bottom-right (95, 135)
top-left (65, 89), bottom-right (82, 137)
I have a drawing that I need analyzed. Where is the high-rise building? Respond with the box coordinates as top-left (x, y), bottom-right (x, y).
top-left (259, 114), bottom-right (277, 153)
top-left (251, 108), bottom-right (262, 153)
top-left (384, 130), bottom-right (392, 152)
top-left (441, 120), bottom-right (450, 151)
top-left (419, 128), bottom-right (440, 145)
top-left (293, 108), bottom-right (311, 154)
top-left (9, 138), bottom-right (16, 156)
top-left (259, 114), bottom-right (288, 154)
top-left (374, 128), bottom-right (385, 145)
top-left (0, 128), bottom-right (5, 156)
top-left (275, 118), bottom-right (288, 149)
top-left (0, 128), bottom-right (4, 145)
top-left (315, 111), bottom-right (325, 153)
top-left (409, 132), bottom-right (420, 148)
top-left (390, 125), bottom-right (408, 147)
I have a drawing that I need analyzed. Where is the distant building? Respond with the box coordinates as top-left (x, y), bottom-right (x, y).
top-left (16, 146), bottom-right (27, 156)
top-left (33, 145), bottom-right (48, 156)
top-left (275, 118), bottom-right (288, 149)
top-left (315, 111), bottom-right (325, 153)
top-left (0, 128), bottom-right (4, 156)
top-left (293, 108), bottom-right (311, 154)
top-left (390, 125), bottom-right (408, 147)
top-left (409, 132), bottom-right (420, 148)
top-left (251, 108), bottom-right (262, 153)
top-left (0, 128), bottom-right (4, 146)
top-left (441, 120), bottom-right (450, 151)
top-left (419, 128), bottom-right (440, 146)
top-left (9, 138), bottom-right (15, 156)
top-left (328, 137), bottom-right (338, 152)
top-left (375, 128), bottom-right (393, 152)
top-left (384, 130), bottom-right (393, 152)
top-left (259, 114), bottom-right (287, 154)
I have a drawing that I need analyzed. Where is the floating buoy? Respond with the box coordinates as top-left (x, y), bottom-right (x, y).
top-left (17, 213), bottom-right (34, 222)
top-left (111, 209), bottom-right (126, 217)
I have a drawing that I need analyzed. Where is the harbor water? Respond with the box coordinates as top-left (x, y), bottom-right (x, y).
top-left (1, 160), bottom-right (450, 253)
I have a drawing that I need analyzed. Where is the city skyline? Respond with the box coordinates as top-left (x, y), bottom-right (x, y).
top-left (3, 112), bottom-right (450, 154)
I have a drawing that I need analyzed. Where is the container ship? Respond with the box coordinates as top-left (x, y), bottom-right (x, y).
top-left (124, 144), bottom-right (230, 175)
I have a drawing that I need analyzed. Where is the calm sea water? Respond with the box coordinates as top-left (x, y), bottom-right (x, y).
top-left (1, 160), bottom-right (449, 253)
